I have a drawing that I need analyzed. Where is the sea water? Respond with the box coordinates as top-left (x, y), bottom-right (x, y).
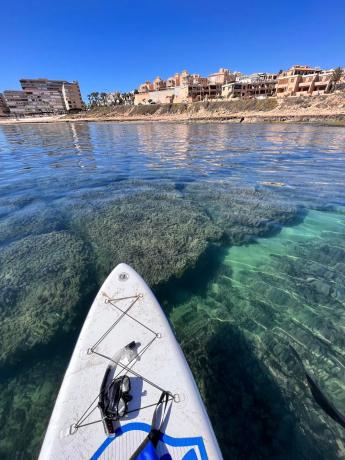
top-left (1, 121), bottom-right (345, 459)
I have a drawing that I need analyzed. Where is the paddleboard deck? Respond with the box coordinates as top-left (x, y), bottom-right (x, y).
top-left (39, 263), bottom-right (222, 459)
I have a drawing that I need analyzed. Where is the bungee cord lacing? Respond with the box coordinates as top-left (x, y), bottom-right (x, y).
top-left (71, 294), bottom-right (173, 434)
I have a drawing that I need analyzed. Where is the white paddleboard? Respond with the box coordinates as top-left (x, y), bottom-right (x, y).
top-left (39, 263), bottom-right (222, 459)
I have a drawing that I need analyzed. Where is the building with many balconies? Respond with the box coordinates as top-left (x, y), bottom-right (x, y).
top-left (222, 73), bottom-right (278, 99)
top-left (134, 65), bottom-right (343, 105)
top-left (0, 93), bottom-right (10, 117)
top-left (276, 65), bottom-right (333, 97)
top-left (135, 68), bottom-right (237, 105)
top-left (1, 78), bottom-right (84, 117)
top-left (208, 68), bottom-right (236, 85)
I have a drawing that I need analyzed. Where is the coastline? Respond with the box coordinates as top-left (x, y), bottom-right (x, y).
top-left (1, 94), bottom-right (345, 126)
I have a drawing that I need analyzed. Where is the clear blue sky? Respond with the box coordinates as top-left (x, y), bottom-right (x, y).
top-left (1, 0), bottom-right (344, 100)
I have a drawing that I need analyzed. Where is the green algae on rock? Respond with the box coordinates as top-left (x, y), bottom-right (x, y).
top-left (69, 189), bottom-right (222, 287)
top-left (0, 181), bottom-right (303, 369)
top-left (67, 182), bottom-right (302, 287)
top-left (0, 231), bottom-right (92, 366)
top-left (184, 183), bottom-right (303, 244)
top-left (0, 357), bottom-right (66, 460)
top-left (0, 202), bottom-right (64, 244)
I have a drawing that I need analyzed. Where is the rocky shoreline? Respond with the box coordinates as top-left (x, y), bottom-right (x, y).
top-left (1, 94), bottom-right (345, 126)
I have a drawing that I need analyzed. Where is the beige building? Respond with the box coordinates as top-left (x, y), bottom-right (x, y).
top-left (61, 82), bottom-right (84, 111)
top-left (153, 76), bottom-right (166, 91)
top-left (134, 83), bottom-right (223, 105)
top-left (0, 93), bottom-right (10, 117)
top-left (276, 65), bottom-right (332, 97)
top-left (222, 73), bottom-right (278, 99)
top-left (166, 73), bottom-right (180, 88)
top-left (136, 68), bottom-right (230, 104)
top-left (208, 68), bottom-right (236, 85)
top-left (135, 65), bottom-right (341, 104)
top-left (222, 80), bottom-right (277, 99)
top-left (138, 81), bottom-right (154, 93)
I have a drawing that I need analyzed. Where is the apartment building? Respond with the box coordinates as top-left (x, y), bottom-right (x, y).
top-left (166, 73), bottom-right (180, 88)
top-left (138, 81), bottom-right (154, 93)
top-left (153, 76), bottom-right (166, 91)
top-left (20, 78), bottom-right (83, 110)
top-left (222, 73), bottom-right (278, 99)
top-left (61, 82), bottom-right (84, 111)
top-left (135, 65), bottom-right (341, 105)
top-left (3, 91), bottom-right (31, 116)
top-left (134, 83), bottom-right (224, 105)
top-left (0, 93), bottom-right (10, 117)
top-left (1, 78), bottom-right (83, 117)
top-left (276, 65), bottom-right (333, 97)
top-left (208, 68), bottom-right (236, 85)
top-left (135, 68), bottom-right (232, 104)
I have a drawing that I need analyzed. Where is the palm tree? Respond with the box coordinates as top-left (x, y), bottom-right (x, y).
top-left (330, 67), bottom-right (343, 92)
top-left (99, 92), bottom-right (107, 106)
top-left (87, 92), bottom-right (101, 108)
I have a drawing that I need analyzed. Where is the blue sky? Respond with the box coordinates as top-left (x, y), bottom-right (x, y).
top-left (1, 0), bottom-right (344, 100)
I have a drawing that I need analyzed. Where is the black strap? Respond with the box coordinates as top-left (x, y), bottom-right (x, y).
top-left (148, 391), bottom-right (172, 446)
top-left (129, 391), bottom-right (172, 459)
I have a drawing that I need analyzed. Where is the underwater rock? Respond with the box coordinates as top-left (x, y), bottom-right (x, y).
top-left (0, 231), bottom-right (92, 366)
top-left (0, 357), bottom-right (66, 460)
top-left (69, 189), bottom-right (222, 286)
top-left (183, 183), bottom-right (302, 243)
top-left (165, 211), bottom-right (345, 458)
top-left (0, 201), bottom-right (64, 244)
top-left (171, 308), bottom-right (324, 459)
top-left (67, 181), bottom-right (302, 287)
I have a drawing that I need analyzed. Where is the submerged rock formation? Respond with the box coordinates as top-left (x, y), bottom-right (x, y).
top-left (167, 210), bottom-right (345, 458)
top-left (0, 181), bottom-right (302, 368)
top-left (0, 180), bottom-right (306, 458)
top-left (68, 188), bottom-right (222, 286)
top-left (0, 231), bottom-right (92, 366)
top-left (0, 356), bottom-right (66, 460)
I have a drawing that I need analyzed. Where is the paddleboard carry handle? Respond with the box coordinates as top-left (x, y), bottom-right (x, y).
top-left (129, 391), bottom-right (172, 460)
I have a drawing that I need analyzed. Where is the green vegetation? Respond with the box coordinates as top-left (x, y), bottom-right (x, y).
top-left (0, 231), bottom-right (92, 366)
top-left (87, 91), bottom-right (135, 108)
top-left (330, 67), bottom-right (343, 92)
top-left (0, 182), bottom-right (301, 368)
top-left (0, 357), bottom-right (66, 460)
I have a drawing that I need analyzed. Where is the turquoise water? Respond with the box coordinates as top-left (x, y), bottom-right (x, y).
top-left (1, 122), bottom-right (345, 459)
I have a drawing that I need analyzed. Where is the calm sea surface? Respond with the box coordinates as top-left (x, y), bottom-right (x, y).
top-left (1, 122), bottom-right (345, 459)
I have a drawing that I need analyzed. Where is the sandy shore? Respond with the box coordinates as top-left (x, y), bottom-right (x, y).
top-left (0, 115), bottom-right (65, 124)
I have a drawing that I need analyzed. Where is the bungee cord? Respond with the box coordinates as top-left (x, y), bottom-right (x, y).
top-left (71, 293), bottom-right (173, 434)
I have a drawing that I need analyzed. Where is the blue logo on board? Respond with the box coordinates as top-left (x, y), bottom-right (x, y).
top-left (90, 422), bottom-right (208, 460)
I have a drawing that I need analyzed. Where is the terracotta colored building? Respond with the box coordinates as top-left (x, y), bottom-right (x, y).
top-left (208, 68), bottom-right (236, 85)
top-left (135, 68), bottom-right (229, 104)
top-left (276, 65), bottom-right (332, 97)
top-left (222, 80), bottom-right (277, 99)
